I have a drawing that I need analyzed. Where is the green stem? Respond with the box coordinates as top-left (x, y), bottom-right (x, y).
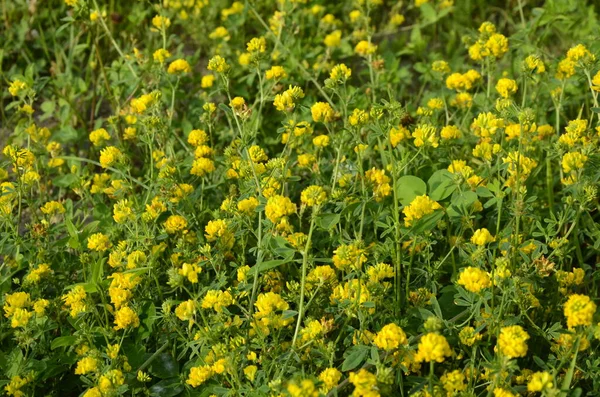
top-left (291, 213), bottom-right (317, 347)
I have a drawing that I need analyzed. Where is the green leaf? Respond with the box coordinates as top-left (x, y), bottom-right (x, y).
top-left (52, 174), bottom-right (78, 188)
top-left (396, 175), bottom-right (427, 206)
top-left (428, 170), bottom-right (456, 201)
top-left (316, 213), bottom-right (340, 230)
top-left (282, 310), bottom-right (298, 320)
top-left (149, 378), bottom-right (184, 397)
top-left (51, 336), bottom-right (77, 350)
top-left (411, 210), bottom-right (444, 234)
top-left (249, 256), bottom-right (293, 276)
top-left (149, 353), bottom-right (179, 379)
top-left (420, 3), bottom-right (437, 22)
top-left (342, 345), bottom-right (369, 372)
top-left (41, 100), bottom-right (55, 114)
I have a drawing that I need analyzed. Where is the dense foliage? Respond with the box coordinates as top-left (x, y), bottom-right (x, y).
top-left (1, 0), bottom-right (600, 396)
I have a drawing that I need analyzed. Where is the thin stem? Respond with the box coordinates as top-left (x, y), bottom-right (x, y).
top-left (291, 213), bottom-right (317, 347)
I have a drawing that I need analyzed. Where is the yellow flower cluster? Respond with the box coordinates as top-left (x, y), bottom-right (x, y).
top-left (365, 168), bottom-right (391, 201)
top-left (349, 368), bottom-right (379, 396)
top-left (62, 285), bottom-right (87, 318)
top-left (332, 242), bottom-right (367, 271)
top-left (457, 267), bottom-right (491, 293)
top-left (497, 325), bottom-right (529, 358)
top-left (471, 228), bottom-right (495, 246)
top-left (301, 185), bottom-right (327, 207)
top-left (415, 332), bottom-right (452, 362)
top-left (468, 22), bottom-right (509, 61)
top-left (412, 124), bottom-right (439, 147)
top-left (564, 294), bottom-right (596, 329)
top-left (446, 70), bottom-right (481, 92)
top-left (202, 290), bottom-right (234, 313)
top-left (265, 195), bottom-right (296, 223)
top-left (373, 323), bottom-right (408, 351)
top-left (311, 102), bottom-right (336, 122)
top-left (273, 86), bottom-right (305, 112)
top-left (253, 292), bottom-right (292, 335)
top-left (403, 195), bottom-right (442, 227)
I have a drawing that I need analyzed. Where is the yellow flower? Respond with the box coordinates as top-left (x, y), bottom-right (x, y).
top-left (349, 369), bottom-right (378, 396)
top-left (98, 369), bottom-right (125, 394)
top-left (432, 60), bottom-right (450, 74)
top-left (441, 370), bottom-right (466, 394)
top-left (243, 365), bottom-right (257, 382)
top-left (41, 201), bottom-right (65, 216)
top-left (273, 86), bottom-right (305, 112)
top-left (332, 242), bottom-right (367, 271)
top-left (459, 326), bottom-right (482, 346)
top-left (564, 294), bottom-right (596, 329)
top-left (188, 129), bottom-right (208, 146)
top-left (348, 108), bottom-right (370, 126)
top-left (202, 290), bottom-right (234, 313)
top-left (247, 36), bottom-right (266, 53)
top-left (373, 323), bottom-right (408, 351)
top-left (319, 368), bottom-right (342, 391)
top-left (25, 263), bottom-right (52, 284)
top-left (329, 64), bottom-right (352, 82)
top-left (592, 70), bottom-right (600, 91)
top-left (566, 44), bottom-right (595, 63)
top-left (390, 125), bottom-right (411, 146)
top-left (62, 286), bottom-right (87, 317)
top-left (130, 92), bottom-right (159, 114)
top-left (99, 146), bottom-right (123, 168)
top-left (205, 219), bottom-right (234, 248)
top-left (288, 379), bottom-right (318, 397)
top-left (457, 267), bottom-right (491, 293)
top-left (524, 55), bottom-right (545, 73)
top-left (113, 199), bottom-right (134, 223)
top-left (471, 228), bottom-right (495, 246)
top-left (83, 388), bottom-right (102, 397)
top-left (301, 185), bottom-right (327, 207)
top-left (8, 80), bottom-right (27, 96)
top-left (561, 151), bottom-right (588, 174)
top-left (471, 112), bottom-right (504, 138)
top-left (266, 66), bottom-right (287, 80)
top-left (207, 55), bottom-right (230, 73)
top-left (237, 197), bottom-right (259, 215)
top-left (415, 333), bottom-right (452, 362)
top-left (495, 78), bottom-right (518, 98)
top-left (89, 128), bottom-right (110, 147)
top-left (265, 195), bottom-right (296, 223)
top-left (175, 300), bottom-right (196, 321)
top-left (113, 306), bottom-right (139, 330)
top-left (365, 168), bottom-right (391, 201)
top-left (497, 325), bottom-right (529, 358)
top-left (324, 30), bottom-right (342, 47)
top-left (167, 59), bottom-right (191, 74)
top-left (75, 357), bottom-right (99, 375)
top-left (486, 33), bottom-right (509, 58)
top-left (527, 371), bottom-right (553, 392)
top-left (5, 375), bottom-right (32, 397)
top-left (10, 308), bottom-right (33, 328)
top-left (412, 124), bottom-right (439, 147)
top-left (493, 388), bottom-right (517, 397)
top-left (230, 96), bottom-right (245, 111)
top-left (88, 233), bottom-right (111, 251)
top-left (153, 48), bottom-right (171, 64)
top-left (354, 40), bottom-right (377, 56)
top-left (151, 15), bottom-right (171, 30)
top-left (403, 195), bottom-right (442, 227)
top-left (313, 135), bottom-right (330, 147)
top-left (164, 215), bottom-right (188, 234)
top-left (33, 299), bottom-right (49, 315)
